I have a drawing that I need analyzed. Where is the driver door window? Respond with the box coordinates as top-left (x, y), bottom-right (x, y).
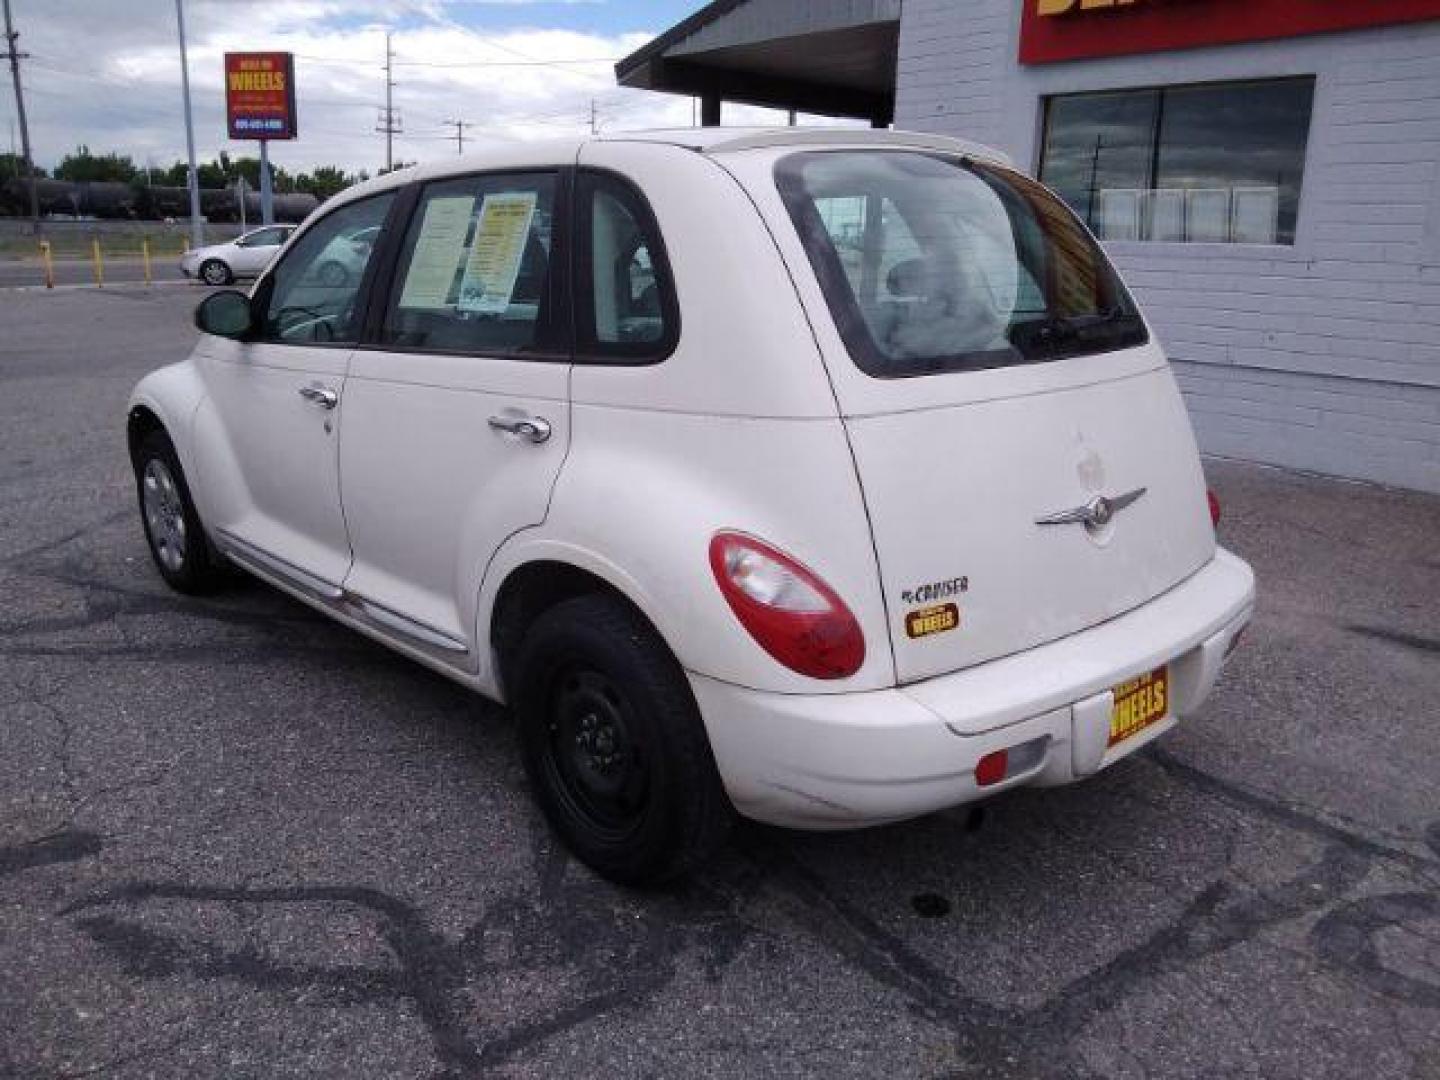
top-left (257, 193), bottom-right (394, 344)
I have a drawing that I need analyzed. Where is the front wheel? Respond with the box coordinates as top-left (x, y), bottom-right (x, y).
top-left (513, 594), bottom-right (733, 886)
top-left (133, 430), bottom-right (226, 595)
top-left (199, 258), bottom-right (232, 286)
top-left (317, 260), bottom-right (349, 288)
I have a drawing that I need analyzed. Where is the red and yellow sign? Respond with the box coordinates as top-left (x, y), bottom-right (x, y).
top-left (1021, 0), bottom-right (1440, 65)
top-left (224, 52), bottom-right (297, 140)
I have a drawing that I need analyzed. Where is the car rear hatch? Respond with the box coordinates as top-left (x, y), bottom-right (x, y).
top-left (760, 147), bottom-right (1216, 683)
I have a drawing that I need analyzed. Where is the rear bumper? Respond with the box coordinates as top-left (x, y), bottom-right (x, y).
top-left (690, 547), bottom-right (1254, 829)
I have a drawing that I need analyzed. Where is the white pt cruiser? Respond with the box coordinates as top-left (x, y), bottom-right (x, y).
top-left (128, 129), bottom-right (1255, 884)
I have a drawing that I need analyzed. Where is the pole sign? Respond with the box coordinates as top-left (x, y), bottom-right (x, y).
top-left (224, 52), bottom-right (298, 140)
top-left (1020, 0), bottom-right (1440, 64)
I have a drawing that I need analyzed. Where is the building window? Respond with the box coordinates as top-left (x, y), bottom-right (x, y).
top-left (1038, 76), bottom-right (1314, 245)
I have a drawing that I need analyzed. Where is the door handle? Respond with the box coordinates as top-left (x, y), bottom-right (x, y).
top-left (488, 413), bottom-right (552, 444)
top-left (299, 384), bottom-right (339, 410)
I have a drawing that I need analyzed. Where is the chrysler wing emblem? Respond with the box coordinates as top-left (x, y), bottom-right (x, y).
top-left (1036, 487), bottom-right (1147, 527)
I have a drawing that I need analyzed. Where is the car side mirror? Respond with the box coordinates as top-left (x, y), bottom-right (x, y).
top-left (195, 290), bottom-right (255, 339)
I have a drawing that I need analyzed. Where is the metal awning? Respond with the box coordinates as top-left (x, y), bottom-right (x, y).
top-left (615, 0), bottom-right (900, 127)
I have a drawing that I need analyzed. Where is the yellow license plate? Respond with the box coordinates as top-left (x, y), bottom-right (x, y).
top-left (1109, 666), bottom-right (1169, 747)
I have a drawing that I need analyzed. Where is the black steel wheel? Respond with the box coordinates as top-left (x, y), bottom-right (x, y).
top-left (317, 260), bottom-right (349, 288)
top-left (514, 594), bottom-right (733, 885)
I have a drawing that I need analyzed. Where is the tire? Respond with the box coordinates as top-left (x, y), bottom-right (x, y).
top-left (199, 258), bottom-right (232, 286)
top-left (317, 260), bottom-right (349, 288)
top-left (513, 594), bottom-right (734, 886)
top-left (133, 430), bottom-right (226, 595)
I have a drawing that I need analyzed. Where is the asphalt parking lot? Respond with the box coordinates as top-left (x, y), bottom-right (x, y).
top-left (3, 286), bottom-right (1438, 1079)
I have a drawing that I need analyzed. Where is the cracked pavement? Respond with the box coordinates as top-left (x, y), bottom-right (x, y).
top-left (2, 287), bottom-right (1438, 1079)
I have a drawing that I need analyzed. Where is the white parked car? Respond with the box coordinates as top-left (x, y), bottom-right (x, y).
top-left (128, 129), bottom-right (1254, 884)
top-left (179, 224), bottom-right (296, 285)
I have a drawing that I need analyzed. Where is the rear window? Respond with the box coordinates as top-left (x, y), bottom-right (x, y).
top-left (775, 151), bottom-right (1148, 378)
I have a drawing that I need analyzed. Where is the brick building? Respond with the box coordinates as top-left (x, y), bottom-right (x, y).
top-left (618, 0), bottom-right (1440, 493)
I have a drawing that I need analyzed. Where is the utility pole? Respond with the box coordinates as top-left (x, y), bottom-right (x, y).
top-left (442, 117), bottom-right (471, 157)
top-left (589, 98), bottom-right (597, 134)
top-left (375, 32), bottom-right (401, 172)
top-left (2, 0), bottom-right (39, 231)
top-left (174, 0), bottom-right (203, 249)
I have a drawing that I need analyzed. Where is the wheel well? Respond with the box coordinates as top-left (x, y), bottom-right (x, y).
top-left (490, 561), bottom-right (652, 697)
top-left (127, 405), bottom-right (166, 464)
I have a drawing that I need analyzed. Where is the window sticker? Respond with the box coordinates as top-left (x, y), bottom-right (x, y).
top-left (458, 191), bottom-right (538, 314)
top-left (398, 195), bottom-right (475, 310)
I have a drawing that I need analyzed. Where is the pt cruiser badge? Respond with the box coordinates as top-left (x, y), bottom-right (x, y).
top-left (1036, 487), bottom-right (1147, 528)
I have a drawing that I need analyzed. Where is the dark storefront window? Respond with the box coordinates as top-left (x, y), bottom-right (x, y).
top-left (1038, 77), bottom-right (1314, 245)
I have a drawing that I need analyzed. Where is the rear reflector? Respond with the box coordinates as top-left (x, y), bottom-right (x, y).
top-left (1207, 489), bottom-right (1222, 527)
top-left (975, 749), bottom-right (1009, 787)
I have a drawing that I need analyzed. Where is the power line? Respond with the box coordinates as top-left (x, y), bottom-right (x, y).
top-left (295, 51), bottom-right (617, 70)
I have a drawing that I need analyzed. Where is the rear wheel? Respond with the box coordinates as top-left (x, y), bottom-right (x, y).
top-left (133, 430), bottom-right (226, 595)
top-left (317, 260), bottom-right (349, 288)
top-left (199, 258), bottom-right (232, 286)
top-left (513, 594), bottom-right (733, 886)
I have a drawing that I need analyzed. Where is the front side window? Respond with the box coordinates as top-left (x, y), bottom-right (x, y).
top-left (381, 172), bottom-right (557, 355)
top-left (256, 193), bottom-right (394, 344)
top-left (576, 172), bottom-right (677, 360)
top-left (241, 226), bottom-right (288, 248)
top-left (777, 150), bottom-right (1146, 379)
top-left (1038, 77), bottom-right (1314, 245)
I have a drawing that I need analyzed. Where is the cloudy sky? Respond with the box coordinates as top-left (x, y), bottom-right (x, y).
top-left (2, 0), bottom-right (832, 177)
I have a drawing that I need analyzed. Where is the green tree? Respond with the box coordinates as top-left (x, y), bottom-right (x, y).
top-left (0, 153), bottom-right (45, 182)
top-left (54, 145), bottom-right (138, 183)
top-left (153, 161), bottom-right (190, 187)
top-left (293, 165), bottom-right (355, 200)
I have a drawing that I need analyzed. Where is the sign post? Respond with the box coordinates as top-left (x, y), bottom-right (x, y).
top-left (224, 52), bottom-right (297, 227)
top-left (259, 140), bottom-right (273, 226)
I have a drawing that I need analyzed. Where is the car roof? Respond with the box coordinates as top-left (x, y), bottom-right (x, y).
top-left (596, 126), bottom-right (1010, 164)
top-left (324, 127), bottom-right (1010, 210)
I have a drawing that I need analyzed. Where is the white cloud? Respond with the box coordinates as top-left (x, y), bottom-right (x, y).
top-left (3, 0), bottom-right (853, 178)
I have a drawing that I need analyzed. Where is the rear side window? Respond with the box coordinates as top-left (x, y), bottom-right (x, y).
top-left (575, 171), bottom-right (677, 362)
top-left (776, 151), bottom-right (1147, 378)
top-left (381, 172), bottom-right (559, 356)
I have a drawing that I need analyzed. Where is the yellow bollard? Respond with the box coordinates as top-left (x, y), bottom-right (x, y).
top-left (91, 237), bottom-right (105, 288)
top-left (141, 236), bottom-right (153, 286)
top-left (38, 240), bottom-right (54, 289)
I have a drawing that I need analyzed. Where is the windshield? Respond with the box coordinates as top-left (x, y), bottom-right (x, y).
top-left (775, 150), bottom-right (1148, 378)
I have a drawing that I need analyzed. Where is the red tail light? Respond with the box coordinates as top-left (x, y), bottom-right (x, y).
top-left (1207, 488), bottom-right (1222, 527)
top-left (709, 531), bottom-right (865, 679)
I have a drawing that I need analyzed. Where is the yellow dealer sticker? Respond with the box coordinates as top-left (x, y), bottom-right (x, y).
top-left (906, 602), bottom-right (959, 639)
top-left (1109, 666), bottom-right (1169, 747)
